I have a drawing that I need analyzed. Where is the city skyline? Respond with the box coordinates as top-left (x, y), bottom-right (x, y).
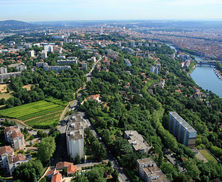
top-left (0, 0), bottom-right (222, 22)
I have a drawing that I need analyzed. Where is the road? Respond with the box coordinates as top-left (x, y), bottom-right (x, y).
top-left (59, 56), bottom-right (102, 122)
top-left (57, 55), bottom-right (129, 182)
top-left (90, 127), bottom-right (129, 182)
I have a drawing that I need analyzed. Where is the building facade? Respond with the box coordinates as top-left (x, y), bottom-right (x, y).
top-left (124, 130), bottom-right (151, 154)
top-left (66, 120), bottom-right (84, 159)
top-left (4, 126), bottom-right (25, 150)
top-left (169, 112), bottom-right (197, 147)
top-left (0, 146), bottom-right (14, 169)
top-left (137, 158), bottom-right (169, 182)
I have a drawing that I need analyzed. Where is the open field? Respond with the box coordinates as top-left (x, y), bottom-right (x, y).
top-left (22, 84), bottom-right (34, 91)
top-left (200, 149), bottom-right (217, 163)
top-left (0, 84), bottom-right (8, 93)
top-left (0, 98), bottom-right (66, 128)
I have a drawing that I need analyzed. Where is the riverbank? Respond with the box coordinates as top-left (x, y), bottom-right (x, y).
top-left (191, 66), bottom-right (222, 98)
top-left (213, 67), bottom-right (222, 80)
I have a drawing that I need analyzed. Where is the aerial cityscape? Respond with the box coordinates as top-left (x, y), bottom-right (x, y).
top-left (0, 1), bottom-right (222, 182)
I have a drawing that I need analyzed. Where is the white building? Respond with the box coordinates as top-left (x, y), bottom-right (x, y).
top-left (131, 41), bottom-right (136, 47)
top-left (0, 146), bottom-right (30, 175)
top-left (25, 43), bottom-right (32, 49)
top-left (124, 59), bottom-right (132, 67)
top-left (4, 126), bottom-right (25, 150)
top-left (124, 130), bottom-right (151, 154)
top-left (29, 50), bottom-right (35, 58)
top-left (137, 158), bottom-right (169, 182)
top-left (44, 45), bottom-right (54, 53)
top-left (0, 146), bottom-right (14, 169)
top-left (0, 67), bottom-right (7, 74)
top-left (41, 50), bottom-right (48, 59)
top-left (66, 121), bottom-right (84, 159)
top-left (7, 154), bottom-right (29, 175)
top-left (82, 61), bottom-right (87, 70)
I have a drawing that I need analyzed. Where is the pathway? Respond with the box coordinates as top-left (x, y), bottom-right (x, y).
top-left (37, 167), bottom-right (50, 182)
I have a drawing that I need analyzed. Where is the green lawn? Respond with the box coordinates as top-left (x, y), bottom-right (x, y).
top-left (0, 99), bottom-right (66, 129)
top-left (200, 149), bottom-right (217, 163)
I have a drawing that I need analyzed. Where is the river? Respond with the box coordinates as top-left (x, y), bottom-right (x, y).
top-left (191, 64), bottom-right (222, 98)
top-left (167, 44), bottom-right (222, 98)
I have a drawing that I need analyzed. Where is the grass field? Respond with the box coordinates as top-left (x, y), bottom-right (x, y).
top-left (200, 149), bottom-right (217, 163)
top-left (22, 84), bottom-right (34, 91)
top-left (0, 98), bottom-right (67, 128)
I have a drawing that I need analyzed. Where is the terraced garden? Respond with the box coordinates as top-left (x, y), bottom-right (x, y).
top-left (0, 98), bottom-right (67, 128)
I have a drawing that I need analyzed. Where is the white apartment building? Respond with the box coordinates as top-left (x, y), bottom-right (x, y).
top-left (0, 146), bottom-right (14, 169)
top-left (29, 50), bottom-right (35, 58)
top-left (137, 158), bottom-right (169, 182)
top-left (4, 126), bottom-right (25, 150)
top-left (41, 50), bottom-right (48, 59)
top-left (66, 117), bottom-right (85, 160)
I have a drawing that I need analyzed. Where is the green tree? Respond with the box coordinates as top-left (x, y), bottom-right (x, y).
top-left (73, 175), bottom-right (89, 182)
top-left (37, 137), bottom-right (56, 164)
top-left (13, 160), bottom-right (43, 182)
top-left (183, 159), bottom-right (200, 180)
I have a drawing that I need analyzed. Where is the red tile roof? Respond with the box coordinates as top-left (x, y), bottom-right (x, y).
top-left (56, 161), bottom-right (73, 170)
top-left (10, 131), bottom-right (23, 139)
top-left (4, 126), bottom-right (17, 133)
top-left (46, 169), bottom-right (59, 177)
top-left (67, 164), bottom-right (78, 175)
top-left (51, 172), bottom-right (62, 182)
top-left (0, 146), bottom-right (14, 156)
top-left (8, 154), bottom-right (26, 164)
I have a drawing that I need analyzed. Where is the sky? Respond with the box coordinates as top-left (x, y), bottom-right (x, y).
top-left (0, 0), bottom-right (222, 22)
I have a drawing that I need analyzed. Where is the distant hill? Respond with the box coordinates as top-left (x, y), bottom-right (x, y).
top-left (0, 20), bottom-right (34, 31)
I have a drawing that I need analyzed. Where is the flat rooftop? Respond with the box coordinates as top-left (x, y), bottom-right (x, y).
top-left (125, 130), bottom-right (151, 152)
top-left (137, 158), bottom-right (169, 182)
top-left (169, 112), bottom-right (196, 133)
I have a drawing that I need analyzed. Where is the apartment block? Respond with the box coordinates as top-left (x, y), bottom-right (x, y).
top-left (57, 59), bottom-right (78, 65)
top-left (169, 112), bottom-right (197, 147)
top-left (0, 67), bottom-right (7, 74)
top-left (4, 126), bottom-right (25, 150)
top-left (137, 158), bottom-right (169, 182)
top-left (0, 146), bottom-right (14, 169)
top-left (7, 154), bottom-right (29, 175)
top-left (124, 130), bottom-right (151, 154)
top-left (36, 62), bottom-right (71, 72)
top-left (66, 118), bottom-right (84, 159)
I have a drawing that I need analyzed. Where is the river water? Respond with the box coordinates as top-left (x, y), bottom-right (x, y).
top-left (167, 44), bottom-right (222, 98)
top-left (190, 65), bottom-right (222, 98)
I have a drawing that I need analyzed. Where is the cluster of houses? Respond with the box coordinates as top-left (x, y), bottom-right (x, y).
top-left (177, 53), bottom-right (192, 68)
top-left (46, 161), bottom-right (79, 182)
top-left (0, 126), bottom-right (29, 175)
top-left (150, 62), bottom-right (161, 75)
top-left (0, 63), bottom-right (27, 83)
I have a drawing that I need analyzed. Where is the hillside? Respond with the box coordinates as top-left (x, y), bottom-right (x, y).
top-left (0, 20), bottom-right (34, 31)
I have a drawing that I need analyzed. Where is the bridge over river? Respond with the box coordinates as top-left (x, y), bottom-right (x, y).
top-left (196, 60), bottom-right (217, 66)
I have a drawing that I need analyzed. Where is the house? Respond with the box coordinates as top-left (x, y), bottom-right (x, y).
top-left (56, 161), bottom-right (73, 170)
top-left (4, 126), bottom-right (25, 150)
top-left (67, 164), bottom-right (78, 175)
top-left (0, 146), bottom-right (14, 168)
top-left (51, 172), bottom-right (62, 182)
top-left (7, 154), bottom-right (29, 175)
top-left (56, 161), bottom-right (78, 176)
top-left (89, 94), bottom-right (101, 103)
top-left (46, 169), bottom-right (60, 179)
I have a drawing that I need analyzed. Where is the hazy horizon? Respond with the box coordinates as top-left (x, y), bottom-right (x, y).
top-left (1, 0), bottom-right (222, 22)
